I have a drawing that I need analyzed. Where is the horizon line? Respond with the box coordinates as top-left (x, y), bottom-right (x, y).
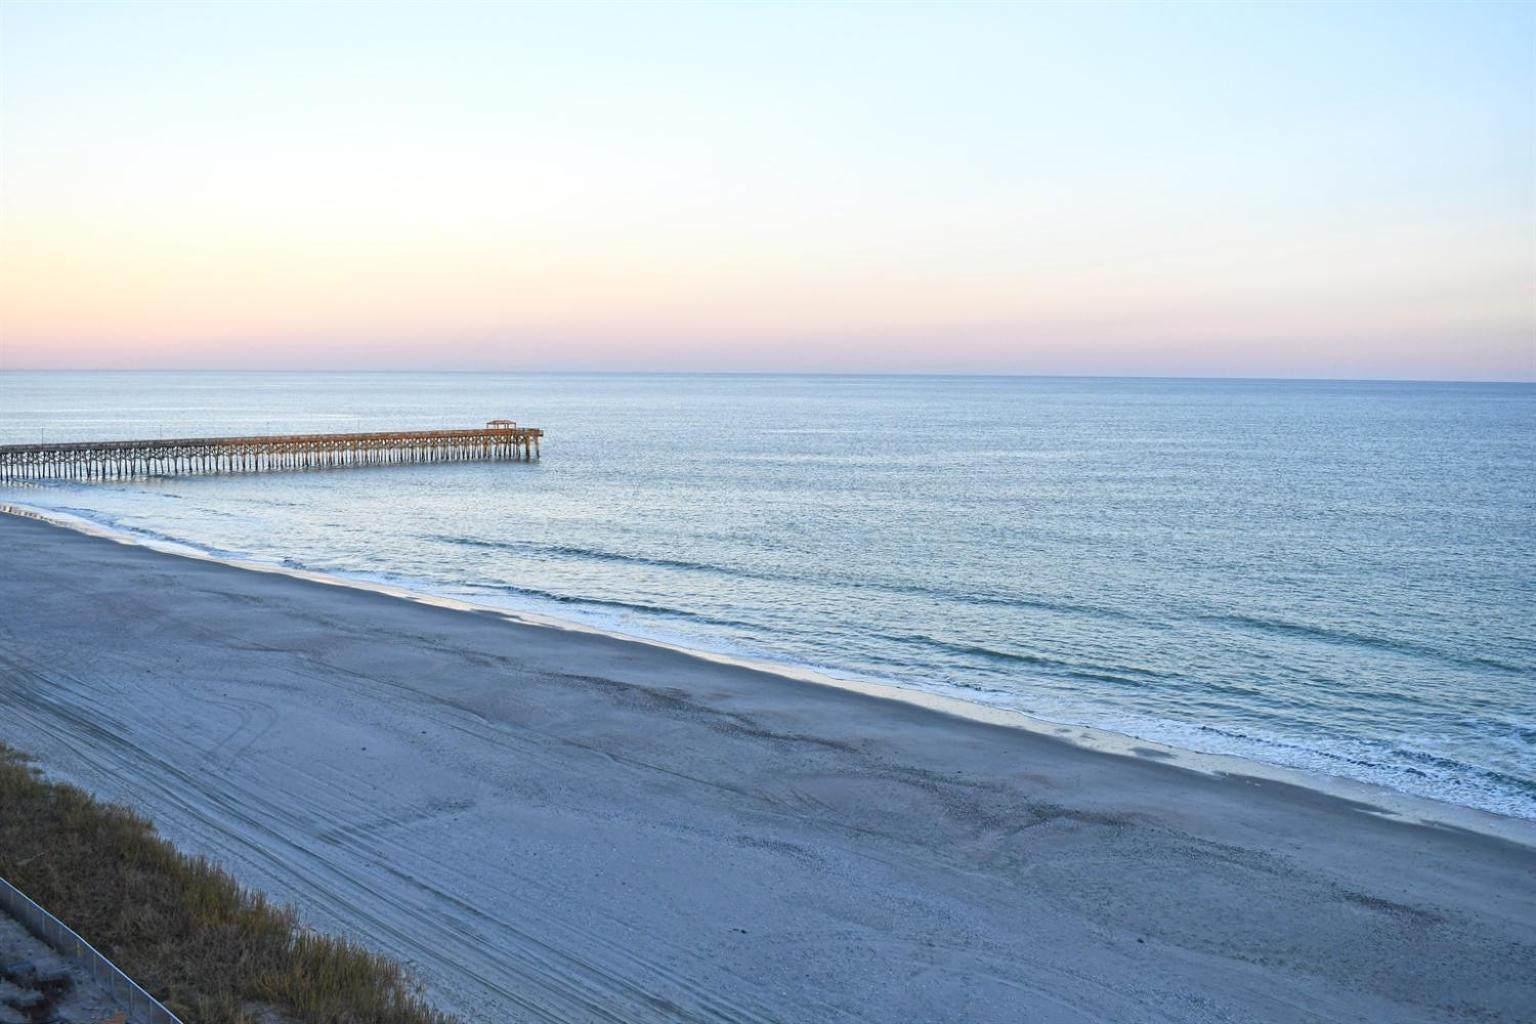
top-left (0, 367), bottom-right (1533, 386)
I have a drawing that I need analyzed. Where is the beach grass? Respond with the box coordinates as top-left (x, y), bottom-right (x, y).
top-left (0, 742), bottom-right (453, 1024)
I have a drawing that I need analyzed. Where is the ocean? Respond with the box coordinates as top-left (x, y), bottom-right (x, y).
top-left (2, 371), bottom-right (1532, 819)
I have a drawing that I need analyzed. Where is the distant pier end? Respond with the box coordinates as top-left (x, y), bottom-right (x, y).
top-left (0, 422), bottom-right (543, 483)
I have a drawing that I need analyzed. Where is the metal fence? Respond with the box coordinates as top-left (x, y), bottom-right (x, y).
top-left (0, 875), bottom-right (183, 1024)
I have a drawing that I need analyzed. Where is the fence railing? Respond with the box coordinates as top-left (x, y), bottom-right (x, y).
top-left (0, 875), bottom-right (184, 1024)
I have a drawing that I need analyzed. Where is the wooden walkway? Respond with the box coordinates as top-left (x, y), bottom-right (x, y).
top-left (0, 424), bottom-right (542, 483)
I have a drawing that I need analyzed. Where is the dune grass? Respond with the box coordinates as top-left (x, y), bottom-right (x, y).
top-left (0, 743), bottom-right (454, 1024)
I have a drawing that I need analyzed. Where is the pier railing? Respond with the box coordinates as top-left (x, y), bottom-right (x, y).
top-left (0, 425), bottom-right (542, 483)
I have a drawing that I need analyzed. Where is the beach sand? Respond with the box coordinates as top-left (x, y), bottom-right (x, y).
top-left (0, 513), bottom-right (1532, 1023)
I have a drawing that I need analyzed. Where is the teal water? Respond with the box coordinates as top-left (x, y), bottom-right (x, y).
top-left (2, 371), bottom-right (1532, 818)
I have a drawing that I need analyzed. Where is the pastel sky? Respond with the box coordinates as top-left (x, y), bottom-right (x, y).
top-left (1, 1), bottom-right (1532, 378)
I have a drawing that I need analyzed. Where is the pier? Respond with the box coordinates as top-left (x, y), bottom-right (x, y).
top-left (0, 423), bottom-right (542, 483)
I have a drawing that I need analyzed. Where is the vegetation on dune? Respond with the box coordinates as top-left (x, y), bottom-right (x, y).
top-left (0, 743), bottom-right (454, 1024)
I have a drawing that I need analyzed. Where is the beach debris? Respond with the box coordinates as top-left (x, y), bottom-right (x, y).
top-left (0, 986), bottom-right (43, 1011)
top-left (0, 962), bottom-right (36, 986)
top-left (0, 913), bottom-right (141, 1024)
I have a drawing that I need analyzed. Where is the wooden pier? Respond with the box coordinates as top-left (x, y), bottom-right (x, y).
top-left (0, 423), bottom-right (542, 483)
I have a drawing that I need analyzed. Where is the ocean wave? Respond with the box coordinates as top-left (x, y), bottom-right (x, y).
top-left (432, 533), bottom-right (1140, 624)
top-left (1084, 715), bottom-right (1536, 820)
top-left (1204, 612), bottom-right (1529, 675)
top-left (470, 580), bottom-right (757, 632)
top-left (863, 578), bottom-right (1142, 623)
top-left (433, 534), bottom-right (730, 577)
top-left (880, 633), bottom-right (1184, 693)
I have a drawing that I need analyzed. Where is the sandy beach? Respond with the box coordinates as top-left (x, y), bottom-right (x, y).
top-left (1, 512), bottom-right (1532, 1023)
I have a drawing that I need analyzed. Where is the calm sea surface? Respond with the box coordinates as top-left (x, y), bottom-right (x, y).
top-left (2, 372), bottom-right (1532, 818)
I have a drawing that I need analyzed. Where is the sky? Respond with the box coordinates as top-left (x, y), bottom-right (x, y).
top-left (0, 1), bottom-right (1532, 378)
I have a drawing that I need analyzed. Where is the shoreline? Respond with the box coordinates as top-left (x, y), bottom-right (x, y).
top-left (3, 500), bottom-right (1530, 844)
top-left (2, 509), bottom-right (1534, 1021)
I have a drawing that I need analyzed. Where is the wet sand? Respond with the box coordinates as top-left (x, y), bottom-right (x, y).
top-left (0, 512), bottom-right (1532, 1023)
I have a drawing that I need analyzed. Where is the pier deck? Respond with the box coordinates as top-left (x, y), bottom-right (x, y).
top-left (0, 425), bottom-right (542, 483)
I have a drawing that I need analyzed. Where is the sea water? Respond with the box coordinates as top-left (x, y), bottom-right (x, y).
top-left (2, 371), bottom-right (1532, 818)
